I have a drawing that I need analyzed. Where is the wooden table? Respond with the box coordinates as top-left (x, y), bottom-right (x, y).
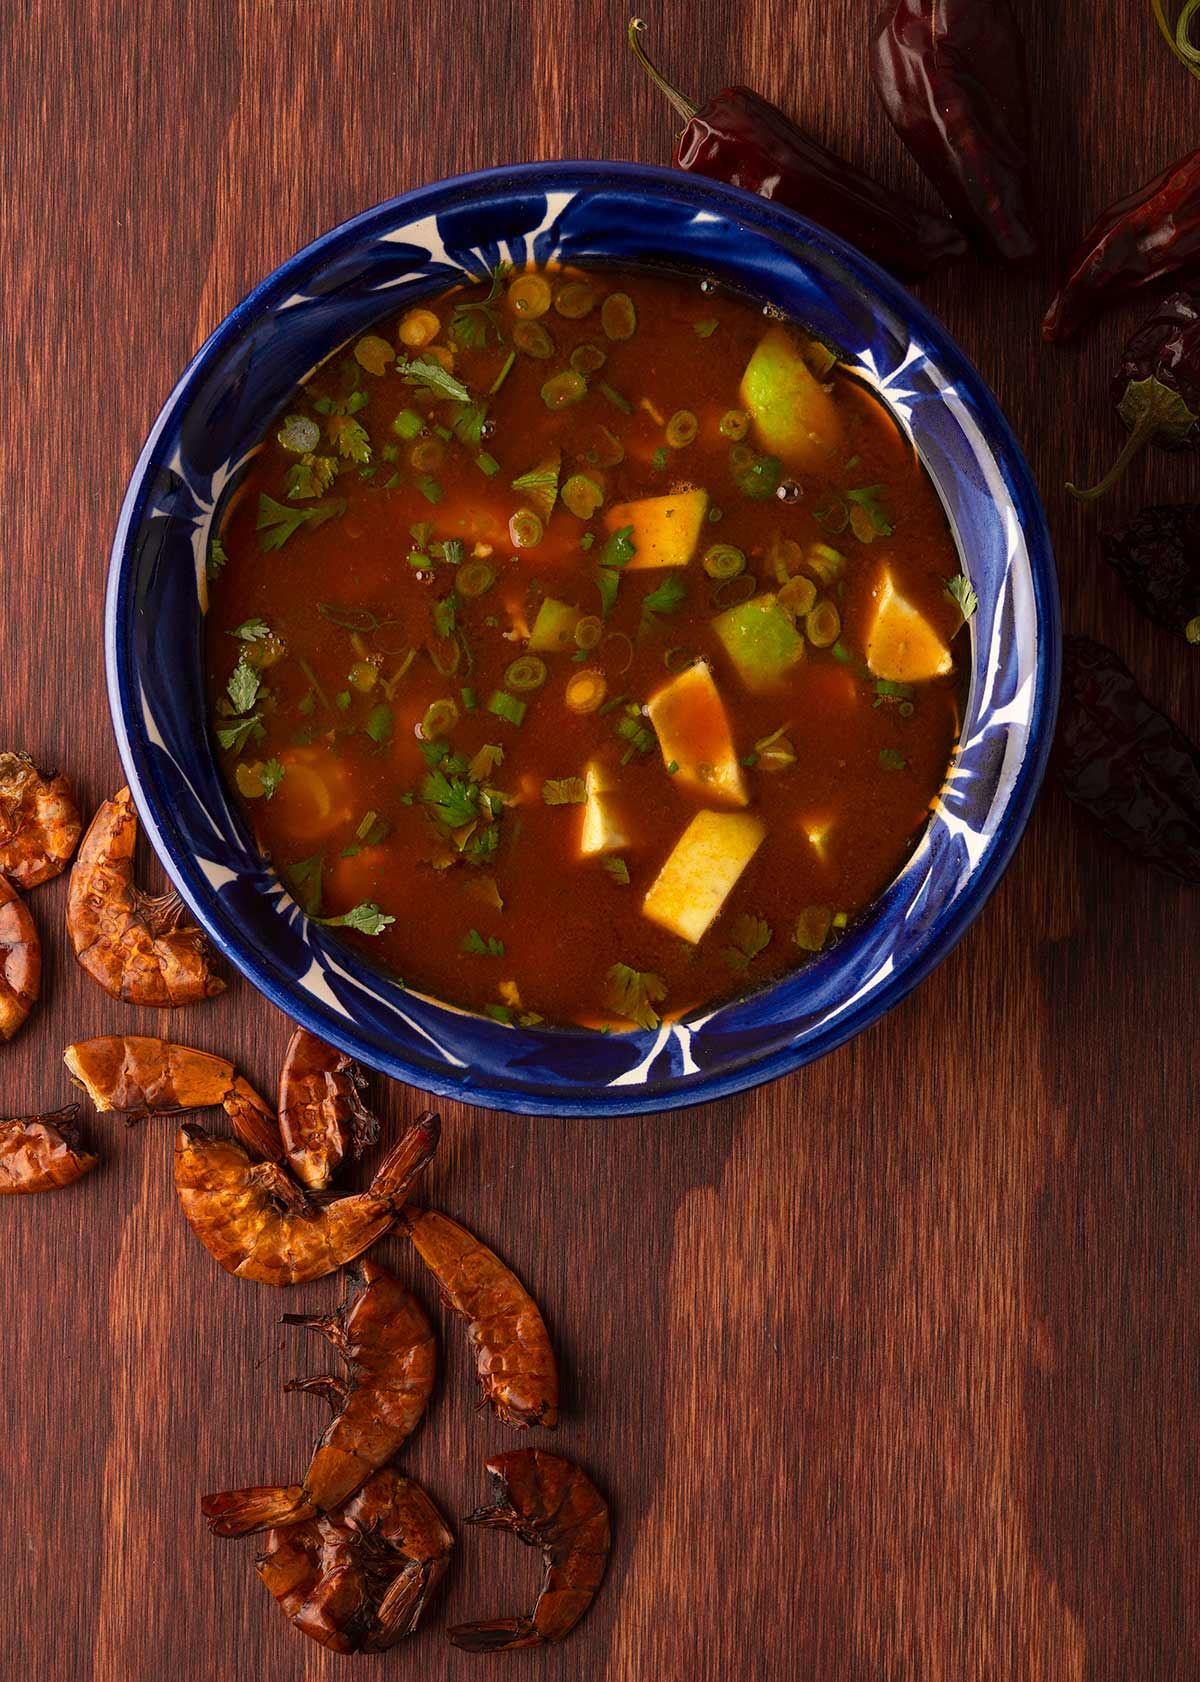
top-left (3, 3), bottom-right (1197, 1677)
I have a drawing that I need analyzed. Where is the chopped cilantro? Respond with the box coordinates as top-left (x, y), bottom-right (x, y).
top-left (450, 400), bottom-right (489, 448)
top-left (438, 538), bottom-right (465, 567)
top-left (329, 415), bottom-right (372, 464)
top-left (345, 388), bottom-right (370, 414)
top-left (207, 536), bottom-right (229, 579)
top-left (461, 685), bottom-right (477, 712)
top-left (723, 913), bottom-right (772, 971)
top-left (288, 852), bottom-right (325, 916)
top-left (230, 618), bottom-right (270, 642)
top-left (651, 446), bottom-right (668, 472)
top-left (422, 768), bottom-right (479, 829)
top-left (226, 655), bottom-right (260, 714)
top-left (606, 962), bottom-right (667, 1030)
top-left (461, 927), bottom-right (506, 957)
top-left (640, 573), bottom-right (686, 632)
top-left (692, 318), bottom-right (719, 338)
top-left (284, 453), bottom-right (339, 502)
top-left (879, 747), bottom-right (907, 771)
top-left (450, 262), bottom-right (509, 349)
top-left (403, 359), bottom-right (470, 404)
top-left (580, 532), bottom-right (595, 551)
top-left (541, 777), bottom-right (587, 805)
top-left (602, 856), bottom-right (631, 885)
top-left (486, 1003), bottom-right (514, 1024)
top-left (257, 492), bottom-right (345, 552)
top-left (433, 593), bottom-right (459, 639)
top-left (216, 714), bottom-right (264, 755)
top-left (599, 525), bottom-right (636, 569)
top-left (468, 743), bottom-right (504, 782)
top-left (598, 381), bottom-right (633, 414)
top-left (511, 456), bottom-right (561, 519)
top-left (365, 703), bottom-right (393, 746)
top-left (260, 759), bottom-right (285, 800)
top-left (415, 475), bottom-right (444, 504)
top-left (314, 901), bottom-right (395, 935)
top-left (392, 408), bottom-right (424, 441)
top-left (335, 691), bottom-right (351, 711)
top-left (947, 574), bottom-right (979, 619)
top-left (846, 484), bottom-right (893, 541)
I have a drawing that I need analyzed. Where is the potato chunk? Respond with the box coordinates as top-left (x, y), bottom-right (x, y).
top-left (712, 593), bottom-right (805, 691)
top-left (865, 568), bottom-right (953, 683)
top-left (642, 810), bottom-right (765, 944)
top-left (645, 662), bottom-right (747, 807)
top-left (604, 490), bottom-right (709, 569)
top-left (739, 326), bottom-right (841, 470)
top-left (579, 761), bottom-right (628, 857)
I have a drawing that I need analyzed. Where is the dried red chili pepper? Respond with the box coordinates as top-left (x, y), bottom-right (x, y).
top-left (628, 19), bottom-right (966, 283)
top-left (1043, 149), bottom-right (1200, 342)
top-left (1067, 290), bottom-right (1200, 500)
top-left (1057, 636), bottom-right (1200, 882)
top-left (869, 0), bottom-right (1036, 263)
top-left (1104, 505), bottom-right (1200, 643)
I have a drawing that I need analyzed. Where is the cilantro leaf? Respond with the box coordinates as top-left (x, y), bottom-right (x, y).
top-left (432, 593), bottom-right (459, 640)
top-left (605, 962), bottom-right (668, 1031)
top-left (449, 400), bottom-right (488, 448)
top-left (260, 758), bottom-right (285, 800)
top-left (226, 655), bottom-right (261, 714)
top-left (421, 769), bottom-right (478, 830)
top-left (329, 415), bottom-right (372, 464)
top-left (461, 927), bottom-right (506, 956)
top-left (207, 536), bottom-right (228, 580)
top-left (403, 359), bottom-right (471, 404)
top-left (468, 743), bottom-right (504, 782)
top-left (256, 492), bottom-right (346, 552)
top-left (947, 574), bottom-right (979, 620)
top-left (364, 703), bottom-right (393, 746)
top-left (216, 714), bottom-right (264, 755)
top-left (511, 454), bottom-right (561, 520)
top-left (879, 747), bottom-right (907, 771)
top-left (595, 565), bottom-right (620, 618)
top-left (602, 856), bottom-right (630, 885)
top-left (230, 618), bottom-right (270, 642)
top-left (846, 484), bottom-right (893, 541)
top-left (722, 913), bottom-right (772, 972)
top-left (599, 525), bottom-right (636, 569)
top-left (314, 901), bottom-right (395, 935)
top-left (288, 851), bottom-right (325, 916)
top-left (640, 574), bottom-right (687, 632)
top-left (285, 453), bottom-right (338, 500)
top-left (541, 777), bottom-right (587, 805)
top-left (692, 318), bottom-right (719, 338)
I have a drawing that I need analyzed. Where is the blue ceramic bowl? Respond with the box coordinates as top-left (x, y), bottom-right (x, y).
top-left (107, 162), bottom-right (1059, 1116)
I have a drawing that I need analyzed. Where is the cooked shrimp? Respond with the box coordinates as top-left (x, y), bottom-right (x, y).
top-left (448, 1451), bottom-right (610, 1651)
top-left (278, 1027), bottom-right (378, 1190)
top-left (256, 1467), bottom-right (453, 1652)
top-left (66, 788), bottom-right (224, 1005)
top-left (63, 1035), bottom-right (281, 1160)
top-left (402, 1206), bottom-right (558, 1428)
top-left (0, 1104), bottom-right (97, 1194)
top-left (0, 752), bottom-right (81, 889)
top-left (175, 1110), bottom-right (438, 1286)
top-left (202, 1257), bottom-right (435, 1534)
top-left (0, 876), bottom-right (40, 1041)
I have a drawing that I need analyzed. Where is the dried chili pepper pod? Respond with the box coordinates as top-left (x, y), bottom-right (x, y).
top-left (869, 0), bottom-right (1036, 262)
top-left (1066, 290), bottom-right (1200, 500)
top-left (1043, 149), bottom-right (1200, 342)
top-left (1104, 505), bottom-right (1200, 643)
top-left (628, 19), bottom-right (967, 282)
top-left (1057, 636), bottom-right (1200, 882)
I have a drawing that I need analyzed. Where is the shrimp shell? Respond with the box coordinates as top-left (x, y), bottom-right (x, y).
top-left (63, 1035), bottom-right (281, 1160)
top-left (403, 1206), bottom-right (558, 1428)
top-left (202, 1257), bottom-right (436, 1535)
top-left (448, 1450), bottom-right (610, 1651)
top-left (0, 876), bottom-right (40, 1041)
top-left (0, 752), bottom-right (81, 889)
top-left (278, 1027), bottom-right (379, 1190)
top-left (67, 788), bottom-right (224, 1005)
top-left (175, 1110), bottom-right (439, 1286)
top-left (256, 1467), bottom-right (453, 1652)
top-left (0, 1104), bottom-right (97, 1194)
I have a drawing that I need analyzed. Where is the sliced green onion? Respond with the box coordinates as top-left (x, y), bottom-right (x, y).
top-left (458, 560), bottom-right (496, 598)
top-left (719, 409), bottom-right (750, 441)
top-left (574, 614), bottom-right (604, 650)
top-left (562, 473), bottom-right (604, 519)
top-left (487, 689), bottom-right (527, 725)
top-left (565, 669), bottom-right (607, 714)
top-left (570, 343), bottom-right (607, 375)
top-left (410, 438), bottom-right (444, 473)
top-left (601, 292), bottom-right (637, 340)
top-left (415, 476), bottom-right (443, 504)
top-left (702, 543), bottom-right (745, 581)
top-left (554, 280), bottom-right (596, 318)
top-left (541, 370), bottom-right (587, 410)
top-left (507, 272), bottom-right (552, 316)
top-left (475, 451), bottom-right (501, 477)
top-left (711, 575), bottom-right (757, 609)
top-left (504, 655), bottom-right (548, 692)
top-left (421, 698), bottom-right (459, 739)
top-left (663, 646), bottom-right (696, 673)
top-left (489, 351), bottom-right (516, 395)
top-left (805, 599), bottom-right (842, 647)
top-left (666, 409), bottom-right (698, 448)
top-left (513, 320), bottom-right (555, 358)
top-left (509, 509), bottom-right (544, 549)
top-left (778, 575), bottom-right (817, 619)
top-left (599, 381), bottom-right (633, 414)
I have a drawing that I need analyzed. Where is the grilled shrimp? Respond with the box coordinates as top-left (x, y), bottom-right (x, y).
top-left (174, 1110), bottom-right (439, 1286)
top-left (63, 1035), bottom-right (281, 1160)
top-left (256, 1466), bottom-right (453, 1652)
top-left (403, 1206), bottom-right (558, 1428)
top-left (278, 1027), bottom-right (378, 1190)
top-left (0, 876), bottom-right (40, 1041)
top-left (0, 752), bottom-right (81, 889)
top-left (66, 788), bottom-right (224, 1005)
top-left (0, 1104), bottom-right (97, 1194)
top-left (202, 1258), bottom-right (436, 1535)
top-left (448, 1451), bottom-right (610, 1651)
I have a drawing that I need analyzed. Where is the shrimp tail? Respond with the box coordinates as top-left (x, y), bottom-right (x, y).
top-left (201, 1483), bottom-right (316, 1537)
top-left (370, 1560), bottom-right (444, 1648)
top-left (447, 1616), bottom-right (543, 1653)
top-left (369, 1111), bottom-right (440, 1207)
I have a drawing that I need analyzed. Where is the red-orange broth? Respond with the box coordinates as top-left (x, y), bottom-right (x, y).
top-left (206, 265), bottom-right (967, 1029)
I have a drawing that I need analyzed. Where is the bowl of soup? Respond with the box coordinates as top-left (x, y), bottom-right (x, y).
top-left (107, 161), bottom-right (1058, 1115)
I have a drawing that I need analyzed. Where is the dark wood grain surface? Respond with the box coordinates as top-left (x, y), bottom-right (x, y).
top-left (2, 3), bottom-right (1197, 1678)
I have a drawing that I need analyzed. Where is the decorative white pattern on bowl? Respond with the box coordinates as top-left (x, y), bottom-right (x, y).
top-left (106, 162), bottom-right (1059, 1115)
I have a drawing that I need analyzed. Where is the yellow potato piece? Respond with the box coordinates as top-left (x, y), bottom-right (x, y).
top-left (604, 489), bottom-right (709, 569)
top-left (579, 761), bottom-right (629, 857)
top-left (865, 568), bottom-right (953, 684)
top-left (642, 810), bottom-right (765, 945)
top-left (645, 662), bottom-right (747, 807)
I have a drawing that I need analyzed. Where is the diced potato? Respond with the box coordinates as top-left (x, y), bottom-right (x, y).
top-left (528, 596), bottom-right (580, 653)
top-left (645, 662), bottom-right (747, 807)
top-left (712, 593), bottom-right (805, 691)
top-left (642, 810), bottom-right (765, 944)
top-left (579, 761), bottom-right (629, 856)
top-left (739, 326), bottom-right (841, 470)
top-left (605, 490), bottom-right (709, 569)
top-left (865, 567), bottom-right (953, 683)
